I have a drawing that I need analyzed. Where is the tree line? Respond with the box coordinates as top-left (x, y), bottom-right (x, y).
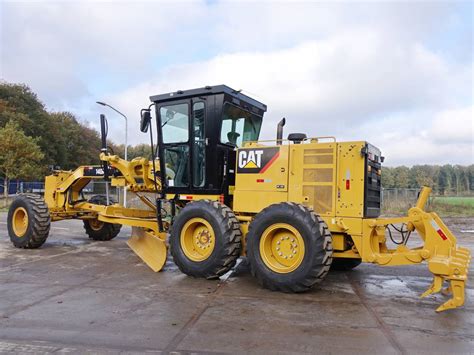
top-left (0, 82), bottom-right (472, 197)
top-left (382, 165), bottom-right (474, 195)
top-left (0, 82), bottom-right (151, 196)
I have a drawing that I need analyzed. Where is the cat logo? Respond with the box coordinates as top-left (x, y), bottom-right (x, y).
top-left (239, 150), bottom-right (264, 169)
top-left (237, 147), bottom-right (280, 174)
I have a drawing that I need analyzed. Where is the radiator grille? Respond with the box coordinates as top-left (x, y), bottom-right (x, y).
top-left (303, 168), bottom-right (333, 183)
top-left (303, 185), bottom-right (333, 214)
top-left (302, 146), bottom-right (335, 215)
top-left (304, 155), bottom-right (333, 164)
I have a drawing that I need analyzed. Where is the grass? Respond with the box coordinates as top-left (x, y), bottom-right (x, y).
top-left (433, 196), bottom-right (474, 207)
top-left (383, 196), bottom-right (474, 217)
top-left (428, 196), bottom-right (474, 217)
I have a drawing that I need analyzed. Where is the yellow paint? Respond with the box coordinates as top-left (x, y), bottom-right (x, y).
top-left (239, 221), bottom-right (249, 256)
top-left (233, 190), bottom-right (288, 213)
top-left (331, 233), bottom-right (346, 251)
top-left (180, 217), bottom-right (215, 262)
top-left (259, 223), bottom-right (305, 273)
top-left (39, 133), bottom-right (469, 311)
top-left (336, 142), bottom-right (366, 218)
top-left (12, 207), bottom-right (28, 237)
top-left (127, 227), bottom-right (167, 272)
top-left (288, 142), bottom-right (337, 217)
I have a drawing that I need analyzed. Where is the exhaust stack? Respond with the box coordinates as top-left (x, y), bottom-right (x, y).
top-left (276, 117), bottom-right (286, 145)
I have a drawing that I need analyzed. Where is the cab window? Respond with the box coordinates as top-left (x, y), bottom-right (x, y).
top-left (160, 103), bottom-right (189, 144)
top-left (220, 103), bottom-right (262, 147)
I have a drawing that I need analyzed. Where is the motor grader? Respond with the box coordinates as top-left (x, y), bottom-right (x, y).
top-left (7, 85), bottom-right (470, 312)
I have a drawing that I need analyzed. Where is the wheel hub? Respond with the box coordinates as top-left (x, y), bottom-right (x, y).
top-left (181, 218), bottom-right (215, 262)
top-left (259, 223), bottom-right (305, 273)
top-left (12, 207), bottom-right (28, 237)
top-left (89, 219), bottom-right (104, 231)
top-left (197, 230), bottom-right (211, 247)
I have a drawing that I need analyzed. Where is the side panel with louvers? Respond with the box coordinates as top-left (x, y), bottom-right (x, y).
top-left (288, 143), bottom-right (336, 217)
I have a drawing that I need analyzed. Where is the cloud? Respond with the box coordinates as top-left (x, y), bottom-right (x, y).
top-left (428, 106), bottom-right (474, 144)
top-left (105, 31), bottom-right (472, 165)
top-left (352, 107), bottom-right (473, 166)
top-left (1, 1), bottom-right (208, 107)
top-left (1, 0), bottom-right (472, 165)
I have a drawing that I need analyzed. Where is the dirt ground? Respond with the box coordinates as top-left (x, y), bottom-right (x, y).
top-left (0, 213), bottom-right (472, 354)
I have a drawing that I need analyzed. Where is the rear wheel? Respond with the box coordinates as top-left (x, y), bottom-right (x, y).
top-left (331, 258), bottom-right (361, 271)
top-left (7, 194), bottom-right (51, 248)
top-left (247, 202), bottom-right (333, 292)
top-left (82, 194), bottom-right (121, 241)
top-left (170, 200), bottom-right (241, 279)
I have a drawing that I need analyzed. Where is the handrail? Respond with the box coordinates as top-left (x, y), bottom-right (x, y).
top-left (243, 136), bottom-right (337, 147)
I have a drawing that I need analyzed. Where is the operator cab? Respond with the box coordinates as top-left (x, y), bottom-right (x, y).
top-left (148, 85), bottom-right (267, 200)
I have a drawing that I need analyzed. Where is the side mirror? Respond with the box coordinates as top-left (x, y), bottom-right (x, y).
top-left (140, 109), bottom-right (151, 133)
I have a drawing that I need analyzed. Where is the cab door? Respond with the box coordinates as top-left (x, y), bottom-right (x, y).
top-left (158, 100), bottom-right (191, 193)
top-left (191, 100), bottom-right (206, 190)
top-left (157, 99), bottom-right (210, 195)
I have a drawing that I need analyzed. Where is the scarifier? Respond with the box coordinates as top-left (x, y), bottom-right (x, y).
top-left (7, 85), bottom-right (470, 312)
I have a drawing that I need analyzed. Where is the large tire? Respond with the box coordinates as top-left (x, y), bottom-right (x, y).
top-left (82, 194), bottom-right (121, 241)
top-left (7, 194), bottom-right (51, 248)
top-left (170, 200), bottom-right (242, 279)
top-left (247, 202), bottom-right (333, 293)
top-left (331, 258), bottom-right (361, 271)
top-left (83, 219), bottom-right (121, 241)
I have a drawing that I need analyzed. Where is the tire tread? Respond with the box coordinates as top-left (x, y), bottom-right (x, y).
top-left (247, 203), bottom-right (333, 293)
top-left (170, 200), bottom-right (242, 279)
top-left (8, 194), bottom-right (51, 249)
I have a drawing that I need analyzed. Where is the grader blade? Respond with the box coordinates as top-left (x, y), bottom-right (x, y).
top-left (127, 227), bottom-right (167, 272)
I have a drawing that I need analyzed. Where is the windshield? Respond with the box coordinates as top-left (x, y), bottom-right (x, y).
top-left (220, 103), bottom-right (262, 147)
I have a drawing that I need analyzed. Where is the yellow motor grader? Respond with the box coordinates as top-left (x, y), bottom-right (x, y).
top-left (7, 85), bottom-right (470, 312)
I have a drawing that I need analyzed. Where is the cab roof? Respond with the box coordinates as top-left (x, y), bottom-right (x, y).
top-left (149, 85), bottom-right (267, 113)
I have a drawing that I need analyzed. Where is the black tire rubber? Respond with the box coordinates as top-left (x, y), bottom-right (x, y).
top-left (331, 258), bottom-right (362, 271)
top-left (247, 202), bottom-right (333, 293)
top-left (7, 194), bottom-right (51, 248)
top-left (88, 194), bottom-right (117, 205)
top-left (170, 200), bottom-right (242, 279)
top-left (83, 220), bottom-right (122, 241)
top-left (82, 194), bottom-right (121, 241)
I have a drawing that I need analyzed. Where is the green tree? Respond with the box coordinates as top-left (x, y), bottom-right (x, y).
top-left (409, 165), bottom-right (437, 189)
top-left (438, 167), bottom-right (449, 195)
top-left (0, 120), bottom-right (44, 199)
top-left (49, 112), bottom-right (102, 169)
top-left (0, 83), bottom-right (59, 166)
top-left (392, 166), bottom-right (410, 188)
top-left (466, 165), bottom-right (474, 194)
top-left (382, 167), bottom-right (395, 188)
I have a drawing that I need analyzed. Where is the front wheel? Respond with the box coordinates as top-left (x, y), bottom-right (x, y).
top-left (170, 200), bottom-right (242, 279)
top-left (247, 202), bottom-right (333, 292)
top-left (7, 194), bottom-right (51, 248)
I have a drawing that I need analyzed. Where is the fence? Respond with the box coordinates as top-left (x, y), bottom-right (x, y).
top-left (0, 180), bottom-right (121, 203)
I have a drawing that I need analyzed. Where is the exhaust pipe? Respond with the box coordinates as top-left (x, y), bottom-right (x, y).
top-left (276, 117), bottom-right (286, 145)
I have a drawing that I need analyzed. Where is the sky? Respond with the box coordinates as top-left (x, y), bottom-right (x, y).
top-left (1, 0), bottom-right (473, 166)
